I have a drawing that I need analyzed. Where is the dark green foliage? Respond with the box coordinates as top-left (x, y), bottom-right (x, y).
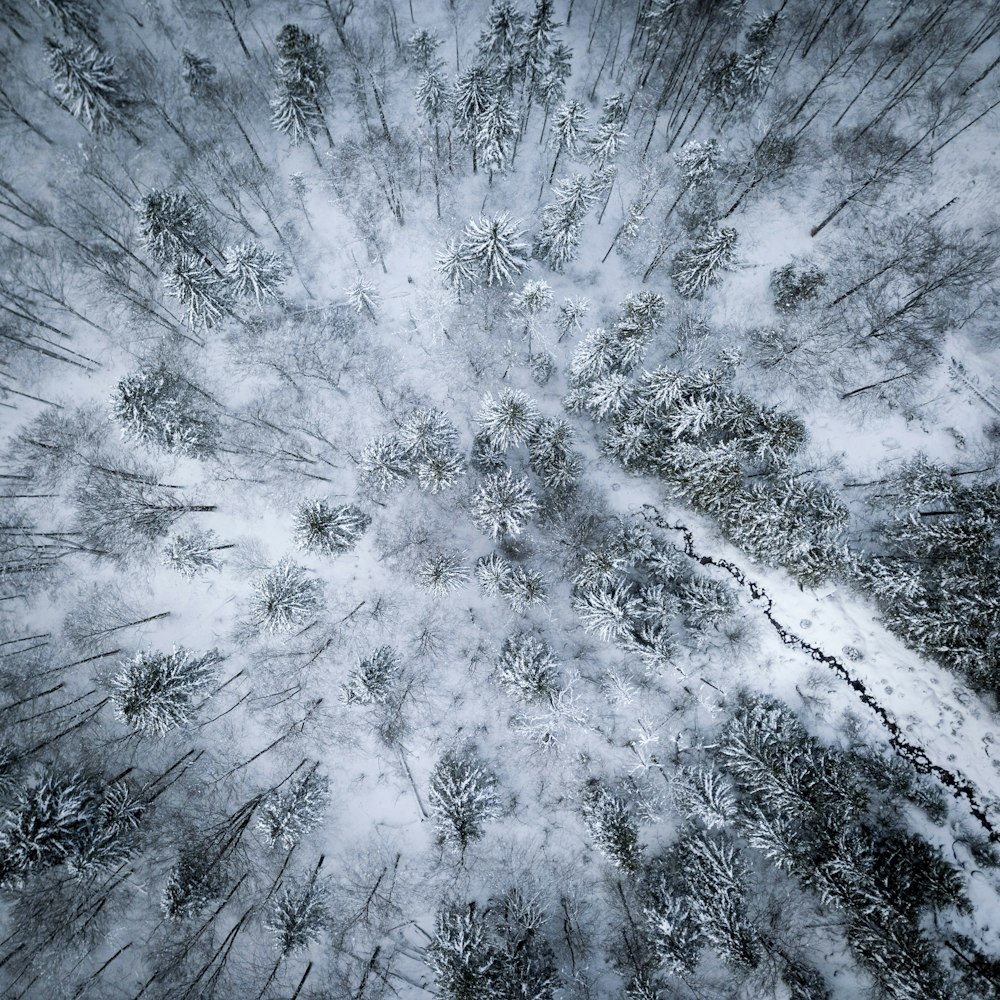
top-left (770, 262), bottom-right (827, 313)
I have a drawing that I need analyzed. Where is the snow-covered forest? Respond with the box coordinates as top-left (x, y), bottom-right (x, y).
top-left (1, 0), bottom-right (1000, 997)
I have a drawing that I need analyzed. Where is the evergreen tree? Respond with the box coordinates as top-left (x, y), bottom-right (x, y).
top-left (501, 565), bottom-right (548, 613)
top-left (462, 212), bottom-right (529, 286)
top-left (419, 553), bottom-right (469, 596)
top-left (163, 252), bottom-right (229, 329)
top-left (453, 65), bottom-right (495, 173)
top-left (573, 580), bottom-right (643, 643)
top-left (770, 261), bottom-right (827, 312)
top-left (162, 847), bottom-right (224, 919)
top-left (341, 646), bottom-right (400, 705)
top-left (477, 91), bottom-right (517, 177)
top-left (528, 417), bottom-right (580, 495)
top-left (524, 0), bottom-right (558, 84)
top-left (268, 875), bottom-right (329, 955)
top-left (258, 766), bottom-right (329, 849)
top-left (138, 190), bottom-right (210, 265)
top-left (400, 406), bottom-right (465, 492)
top-left (477, 2), bottom-right (526, 65)
top-left (223, 243), bottom-right (288, 307)
top-left (476, 552), bottom-right (512, 597)
top-left (588, 93), bottom-right (628, 169)
top-left (495, 634), bottom-right (559, 702)
top-left (271, 24), bottom-right (330, 147)
top-left (547, 100), bottom-right (589, 181)
top-left (408, 28), bottom-right (443, 72)
top-left (162, 528), bottom-right (226, 578)
top-left (249, 560), bottom-right (323, 633)
top-left (555, 296), bottom-right (588, 339)
top-left (181, 50), bottom-right (216, 97)
top-left (435, 238), bottom-right (477, 296)
top-left (472, 470), bottom-right (538, 540)
top-left (428, 903), bottom-right (500, 1000)
top-left (293, 499), bottom-right (370, 555)
top-left (671, 227), bottom-right (739, 298)
top-left (478, 388), bottom-right (540, 451)
top-left (580, 779), bottom-right (641, 872)
top-left (675, 139), bottom-right (721, 186)
top-left (534, 174), bottom-right (596, 271)
top-left (346, 276), bottom-right (381, 319)
top-left (110, 364), bottom-right (217, 457)
top-left (45, 37), bottom-right (125, 133)
top-left (111, 646), bottom-right (221, 735)
top-left (416, 66), bottom-right (448, 126)
top-left (428, 749), bottom-right (500, 851)
top-left (360, 434), bottom-right (413, 492)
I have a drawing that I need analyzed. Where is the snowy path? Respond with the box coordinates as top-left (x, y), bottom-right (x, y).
top-left (638, 505), bottom-right (1000, 843)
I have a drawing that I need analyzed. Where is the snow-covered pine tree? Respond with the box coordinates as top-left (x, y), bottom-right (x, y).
top-left (65, 780), bottom-right (144, 876)
top-left (45, 37), bottom-right (126, 133)
top-left (580, 779), bottom-right (641, 872)
top-left (534, 174), bottom-right (597, 271)
top-left (524, 0), bottom-right (558, 85)
top-left (162, 252), bottom-right (229, 329)
top-left (478, 388), bottom-right (540, 451)
top-left (249, 560), bottom-right (323, 633)
top-left (770, 261), bottom-right (827, 312)
top-left (341, 646), bottom-right (400, 705)
top-left (588, 92), bottom-right (628, 169)
top-left (162, 847), bottom-right (224, 919)
top-left (258, 765), bottom-right (330, 849)
top-left (478, 2), bottom-right (526, 65)
top-left (453, 65), bottom-right (495, 173)
top-left (643, 893), bottom-right (704, 977)
top-left (528, 417), bottom-right (581, 495)
top-left (111, 646), bottom-right (221, 735)
top-left (293, 499), bottom-right (370, 555)
top-left (399, 406), bottom-right (465, 492)
top-left (110, 364), bottom-right (217, 456)
top-left (675, 139), bottom-right (722, 187)
top-left (427, 903), bottom-right (500, 1000)
top-left (556, 296), bottom-right (589, 340)
top-left (435, 238), bottom-right (477, 297)
top-left (419, 553), bottom-right (469, 596)
top-left (345, 276), bottom-right (381, 319)
top-left (181, 50), bottom-right (216, 97)
top-left (360, 434), bottom-right (413, 493)
top-left (500, 565), bottom-right (548, 613)
top-left (162, 527), bottom-right (226, 578)
top-left (462, 212), bottom-right (529, 286)
top-left (547, 99), bottom-right (589, 182)
top-left (671, 227), bottom-right (739, 298)
top-left (138, 190), bottom-right (210, 265)
top-left (271, 24), bottom-right (330, 147)
top-left (677, 576), bottom-right (738, 630)
top-left (573, 580), bottom-right (644, 644)
top-left (428, 749), bottom-right (500, 850)
top-left (477, 90), bottom-right (517, 178)
top-left (472, 470), bottom-right (538, 540)
top-left (736, 12), bottom-right (782, 100)
top-left (495, 634), bottom-right (559, 701)
top-left (416, 65), bottom-right (448, 125)
top-left (476, 552), bottom-right (512, 597)
top-left (671, 767), bottom-right (737, 830)
top-left (268, 874), bottom-right (329, 954)
top-left (408, 28), bottom-right (442, 72)
top-left (223, 243), bottom-right (288, 307)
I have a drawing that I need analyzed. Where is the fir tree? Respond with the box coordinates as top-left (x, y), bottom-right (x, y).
top-left (163, 252), bottom-right (229, 329)
top-left (428, 749), bottom-right (500, 851)
top-left (162, 528), bottom-right (226, 578)
top-left (419, 553), bottom-right (469, 596)
top-left (528, 417), bottom-right (580, 495)
top-left (408, 28), bottom-right (443, 72)
top-left (45, 37), bottom-right (126, 133)
top-left (111, 646), bottom-right (221, 735)
top-left (574, 580), bottom-right (643, 643)
top-left (580, 779), bottom-right (641, 872)
top-left (675, 139), bottom-right (721, 186)
top-left (671, 227), bottom-right (739, 298)
top-left (435, 238), bottom-right (477, 296)
top-left (478, 2), bottom-right (526, 65)
top-left (341, 646), bottom-right (400, 705)
top-left (534, 174), bottom-right (596, 271)
top-left (472, 470), bottom-right (538, 540)
top-left (181, 50), bottom-right (216, 97)
top-left (249, 560), bottom-right (323, 633)
top-left (162, 847), bottom-right (224, 919)
top-left (477, 91), bottom-right (517, 177)
top-left (770, 261), bottom-right (826, 313)
top-left (258, 766), bottom-right (330, 849)
top-left (428, 903), bottom-right (500, 1000)
top-left (360, 434), bottom-right (413, 493)
top-left (453, 65), bottom-right (495, 173)
top-left (555, 296), bottom-right (589, 339)
top-left (292, 499), bottom-right (370, 556)
top-left (271, 24), bottom-right (330, 147)
top-left (268, 874), bottom-right (329, 955)
top-left (588, 93), bottom-right (628, 169)
top-left (110, 364), bottom-right (217, 456)
top-left (478, 388), bottom-right (540, 451)
top-left (223, 243), bottom-right (288, 307)
top-left (547, 100), bottom-right (589, 181)
top-left (138, 190), bottom-right (210, 265)
top-left (462, 212), bottom-right (529, 286)
top-left (345, 276), bottom-right (381, 319)
top-left (495, 634), bottom-right (559, 702)
top-left (501, 565), bottom-right (548, 613)
top-left (524, 0), bottom-right (558, 84)
top-left (416, 66), bottom-right (448, 125)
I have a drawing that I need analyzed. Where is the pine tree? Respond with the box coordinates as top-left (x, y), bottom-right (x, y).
top-left (555, 296), bottom-right (588, 339)
top-left (671, 227), bottom-right (739, 298)
top-left (360, 434), bottom-right (414, 493)
top-left (223, 243), bottom-right (288, 307)
top-left (644, 894), bottom-right (704, 976)
top-left (138, 190), bottom-right (210, 265)
top-left (678, 576), bottom-right (738, 630)
top-left (346, 276), bottom-right (381, 319)
top-left (478, 388), bottom-right (540, 450)
top-left (428, 903), bottom-right (500, 1000)
top-left (588, 93), bottom-right (628, 169)
top-left (736, 12), bottom-right (782, 99)
top-left (293, 499), bottom-right (370, 555)
top-left (770, 261), bottom-right (826, 313)
top-left (162, 528), bottom-right (226, 578)
top-left (428, 749), bottom-right (500, 850)
top-left (419, 553), bottom-right (469, 596)
top-left (574, 580), bottom-right (643, 643)
top-left (476, 552), bottom-right (512, 597)
top-left (435, 238), bottom-right (477, 296)
top-left (416, 66), bottom-right (448, 125)
top-left (478, 2), bottom-right (526, 65)
top-left (477, 91), bottom-right (517, 177)
top-left (580, 779), bottom-right (641, 872)
top-left (495, 634), bottom-right (559, 701)
top-left (258, 766), bottom-right (330, 849)
top-left (162, 847), bottom-right (224, 918)
top-left (163, 252), bottom-right (229, 329)
top-left (462, 212), bottom-right (529, 286)
top-left (472, 470), bottom-right (538, 540)
top-left (500, 565), bottom-right (548, 613)
top-left (547, 100), bottom-right (589, 181)
top-left (181, 50), bottom-right (216, 97)
top-left (528, 417), bottom-right (580, 494)
top-left (45, 37), bottom-right (126, 133)
top-left (341, 646), bottom-right (400, 705)
top-left (408, 28), bottom-right (443, 72)
top-left (249, 560), bottom-right (323, 633)
top-left (268, 874), bottom-right (329, 955)
top-left (111, 646), bottom-right (221, 735)
top-left (453, 65), bottom-right (495, 173)
top-left (534, 174), bottom-right (596, 271)
top-left (675, 139), bottom-right (721, 186)
top-left (271, 24), bottom-right (330, 147)
top-left (110, 364), bottom-right (217, 456)
top-left (671, 767), bottom-right (736, 829)
top-left (524, 0), bottom-right (558, 84)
